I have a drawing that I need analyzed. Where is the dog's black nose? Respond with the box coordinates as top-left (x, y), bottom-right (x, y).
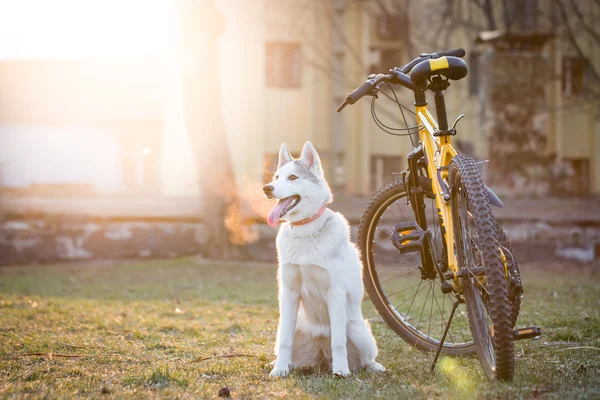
top-left (263, 185), bottom-right (274, 194)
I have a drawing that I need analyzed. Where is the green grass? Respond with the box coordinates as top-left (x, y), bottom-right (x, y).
top-left (0, 258), bottom-right (599, 399)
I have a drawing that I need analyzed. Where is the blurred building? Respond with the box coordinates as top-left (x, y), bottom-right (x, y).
top-left (224, 0), bottom-right (599, 197)
top-left (0, 57), bottom-right (165, 195)
top-left (0, 0), bottom-right (598, 198)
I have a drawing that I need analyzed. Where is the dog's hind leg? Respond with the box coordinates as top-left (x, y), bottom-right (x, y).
top-left (347, 320), bottom-right (386, 373)
top-left (291, 330), bottom-right (322, 370)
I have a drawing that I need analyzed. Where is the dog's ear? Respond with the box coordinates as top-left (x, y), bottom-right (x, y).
top-left (300, 141), bottom-right (323, 176)
top-left (277, 143), bottom-right (293, 169)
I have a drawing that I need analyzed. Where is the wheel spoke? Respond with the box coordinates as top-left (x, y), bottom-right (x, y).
top-left (372, 243), bottom-right (415, 268)
top-left (378, 268), bottom-right (419, 283)
top-left (415, 283), bottom-right (431, 331)
top-left (392, 281), bottom-right (430, 312)
top-left (432, 286), bottom-right (456, 345)
top-left (395, 200), bottom-right (406, 219)
top-left (428, 282), bottom-right (435, 338)
top-left (457, 308), bottom-right (470, 343)
top-left (385, 281), bottom-right (422, 299)
top-left (373, 253), bottom-right (415, 265)
top-left (403, 280), bottom-right (423, 321)
top-left (387, 205), bottom-right (401, 224)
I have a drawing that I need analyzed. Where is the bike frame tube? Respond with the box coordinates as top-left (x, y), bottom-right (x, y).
top-left (415, 105), bottom-right (459, 275)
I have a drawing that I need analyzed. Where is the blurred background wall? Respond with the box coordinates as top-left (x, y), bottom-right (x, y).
top-left (0, 0), bottom-right (598, 199)
top-left (0, 0), bottom-right (598, 264)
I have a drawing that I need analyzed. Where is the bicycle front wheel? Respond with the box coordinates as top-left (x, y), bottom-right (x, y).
top-left (449, 154), bottom-right (515, 381)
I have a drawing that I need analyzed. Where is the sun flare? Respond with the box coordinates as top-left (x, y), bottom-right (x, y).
top-left (0, 0), bottom-right (172, 59)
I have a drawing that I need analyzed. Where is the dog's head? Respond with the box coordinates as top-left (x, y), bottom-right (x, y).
top-left (263, 141), bottom-right (332, 227)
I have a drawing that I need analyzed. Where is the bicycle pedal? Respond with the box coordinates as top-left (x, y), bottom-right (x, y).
top-left (514, 326), bottom-right (542, 340)
top-left (391, 222), bottom-right (426, 254)
top-left (440, 280), bottom-right (453, 294)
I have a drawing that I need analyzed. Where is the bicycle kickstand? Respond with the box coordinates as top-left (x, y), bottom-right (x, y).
top-left (430, 296), bottom-right (464, 372)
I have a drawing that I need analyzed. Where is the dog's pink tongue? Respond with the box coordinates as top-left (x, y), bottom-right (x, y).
top-left (267, 198), bottom-right (292, 228)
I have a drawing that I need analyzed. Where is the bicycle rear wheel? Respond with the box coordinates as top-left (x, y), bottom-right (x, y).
top-left (449, 154), bottom-right (515, 381)
top-left (496, 220), bottom-right (522, 328)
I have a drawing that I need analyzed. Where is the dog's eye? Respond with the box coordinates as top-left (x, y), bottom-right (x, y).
top-left (288, 175), bottom-right (298, 181)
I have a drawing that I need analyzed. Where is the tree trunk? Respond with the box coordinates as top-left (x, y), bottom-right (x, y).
top-left (178, 0), bottom-right (238, 258)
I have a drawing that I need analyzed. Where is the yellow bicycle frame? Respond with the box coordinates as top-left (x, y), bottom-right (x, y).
top-left (415, 106), bottom-right (459, 278)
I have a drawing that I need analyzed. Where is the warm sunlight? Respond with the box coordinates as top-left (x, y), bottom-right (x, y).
top-left (0, 1), bottom-right (598, 398)
top-left (0, 0), bottom-right (171, 59)
top-left (0, 0), bottom-right (265, 196)
top-left (438, 357), bottom-right (479, 396)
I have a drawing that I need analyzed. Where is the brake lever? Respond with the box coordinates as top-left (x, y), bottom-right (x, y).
top-left (336, 100), bottom-right (348, 113)
top-left (450, 114), bottom-right (465, 131)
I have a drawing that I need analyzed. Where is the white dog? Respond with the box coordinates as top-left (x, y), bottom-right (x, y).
top-left (263, 141), bottom-right (385, 377)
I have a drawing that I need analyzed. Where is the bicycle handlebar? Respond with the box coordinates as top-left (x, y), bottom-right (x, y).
top-left (337, 48), bottom-right (465, 112)
top-left (337, 73), bottom-right (394, 112)
top-left (437, 48), bottom-right (466, 58)
top-left (347, 78), bottom-right (377, 105)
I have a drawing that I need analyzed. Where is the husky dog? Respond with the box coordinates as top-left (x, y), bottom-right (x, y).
top-left (263, 141), bottom-right (385, 377)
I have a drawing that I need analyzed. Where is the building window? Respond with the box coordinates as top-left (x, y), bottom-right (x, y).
top-left (333, 0), bottom-right (345, 12)
top-left (567, 158), bottom-right (590, 197)
top-left (522, 0), bottom-right (537, 31)
top-left (122, 145), bottom-right (157, 191)
top-left (266, 42), bottom-right (302, 88)
top-left (377, 13), bottom-right (408, 40)
top-left (468, 51), bottom-right (481, 96)
top-left (370, 48), bottom-right (403, 75)
top-left (549, 157), bottom-right (589, 197)
top-left (504, 0), bottom-right (537, 31)
top-left (371, 155), bottom-right (402, 191)
top-left (562, 57), bottom-right (587, 97)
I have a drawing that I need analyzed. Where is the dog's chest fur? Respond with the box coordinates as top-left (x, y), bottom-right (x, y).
top-left (284, 263), bottom-right (331, 328)
top-left (276, 214), bottom-right (348, 266)
top-left (276, 212), bottom-right (354, 333)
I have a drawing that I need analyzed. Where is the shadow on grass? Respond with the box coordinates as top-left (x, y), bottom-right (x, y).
top-left (0, 257), bottom-right (278, 304)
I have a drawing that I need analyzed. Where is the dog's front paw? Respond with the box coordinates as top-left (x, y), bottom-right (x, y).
top-left (366, 361), bottom-right (386, 373)
top-left (333, 368), bottom-right (351, 378)
top-left (269, 366), bottom-right (290, 378)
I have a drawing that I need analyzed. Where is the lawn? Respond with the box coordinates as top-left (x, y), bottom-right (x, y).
top-left (0, 257), bottom-right (599, 399)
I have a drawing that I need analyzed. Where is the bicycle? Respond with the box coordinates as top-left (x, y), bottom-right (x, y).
top-left (337, 48), bottom-right (539, 381)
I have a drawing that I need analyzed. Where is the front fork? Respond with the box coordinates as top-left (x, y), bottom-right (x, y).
top-left (405, 146), bottom-right (450, 284)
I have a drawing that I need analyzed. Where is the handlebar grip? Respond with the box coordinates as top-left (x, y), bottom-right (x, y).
top-left (437, 48), bottom-right (466, 58)
top-left (346, 79), bottom-right (375, 104)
